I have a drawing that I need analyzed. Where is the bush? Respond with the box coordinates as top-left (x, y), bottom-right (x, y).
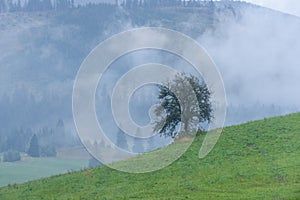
top-left (3, 150), bottom-right (21, 162)
top-left (40, 145), bottom-right (57, 157)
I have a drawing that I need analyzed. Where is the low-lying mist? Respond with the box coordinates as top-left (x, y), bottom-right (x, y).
top-left (198, 5), bottom-right (300, 124)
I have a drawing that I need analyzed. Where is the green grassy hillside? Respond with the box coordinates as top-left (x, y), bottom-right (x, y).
top-left (0, 114), bottom-right (299, 199)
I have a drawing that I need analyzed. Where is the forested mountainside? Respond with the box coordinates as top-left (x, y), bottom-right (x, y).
top-left (1, 1), bottom-right (300, 155)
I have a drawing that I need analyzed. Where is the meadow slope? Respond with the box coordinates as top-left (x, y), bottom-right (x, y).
top-left (0, 114), bottom-right (299, 199)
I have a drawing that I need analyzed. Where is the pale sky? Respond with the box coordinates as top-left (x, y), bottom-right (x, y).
top-left (244, 0), bottom-right (300, 17)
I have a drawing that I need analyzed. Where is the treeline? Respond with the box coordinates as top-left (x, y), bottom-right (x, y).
top-left (0, 0), bottom-right (75, 12)
top-left (0, 87), bottom-right (80, 158)
top-left (1, 133), bottom-right (56, 162)
top-left (0, 118), bottom-right (79, 162)
top-left (0, 119), bottom-right (69, 153)
top-left (0, 0), bottom-right (219, 13)
top-left (121, 0), bottom-right (216, 9)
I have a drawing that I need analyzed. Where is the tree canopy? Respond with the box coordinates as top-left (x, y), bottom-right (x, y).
top-left (153, 73), bottom-right (213, 138)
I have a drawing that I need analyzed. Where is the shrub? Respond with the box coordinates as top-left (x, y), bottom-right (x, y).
top-left (40, 145), bottom-right (57, 157)
top-left (3, 150), bottom-right (21, 162)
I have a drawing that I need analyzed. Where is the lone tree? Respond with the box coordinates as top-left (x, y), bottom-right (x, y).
top-left (153, 73), bottom-right (213, 138)
top-left (27, 134), bottom-right (40, 157)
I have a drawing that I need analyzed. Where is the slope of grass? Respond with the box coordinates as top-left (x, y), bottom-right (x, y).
top-left (0, 114), bottom-right (299, 199)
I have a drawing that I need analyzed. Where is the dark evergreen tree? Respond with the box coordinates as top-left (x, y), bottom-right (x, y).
top-left (116, 128), bottom-right (128, 150)
top-left (132, 127), bottom-right (144, 153)
top-left (27, 134), bottom-right (40, 157)
top-left (57, 0), bottom-right (72, 9)
top-left (55, 119), bottom-right (65, 147)
top-left (208, 0), bottom-right (215, 11)
top-left (26, 0), bottom-right (40, 11)
top-left (17, 0), bottom-right (21, 10)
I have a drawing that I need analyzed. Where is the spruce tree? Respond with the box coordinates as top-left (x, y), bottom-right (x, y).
top-left (27, 134), bottom-right (40, 157)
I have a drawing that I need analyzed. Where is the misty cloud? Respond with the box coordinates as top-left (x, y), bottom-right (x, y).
top-left (199, 7), bottom-right (300, 107)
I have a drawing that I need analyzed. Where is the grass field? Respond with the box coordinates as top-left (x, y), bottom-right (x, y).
top-left (0, 157), bottom-right (88, 187)
top-left (0, 113), bottom-right (299, 199)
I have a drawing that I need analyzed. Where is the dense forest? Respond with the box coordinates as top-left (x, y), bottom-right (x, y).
top-left (0, 0), bottom-right (222, 13)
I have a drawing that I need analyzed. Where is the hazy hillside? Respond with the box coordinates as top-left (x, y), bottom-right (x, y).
top-left (1, 1), bottom-right (300, 150)
top-left (0, 113), bottom-right (299, 199)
